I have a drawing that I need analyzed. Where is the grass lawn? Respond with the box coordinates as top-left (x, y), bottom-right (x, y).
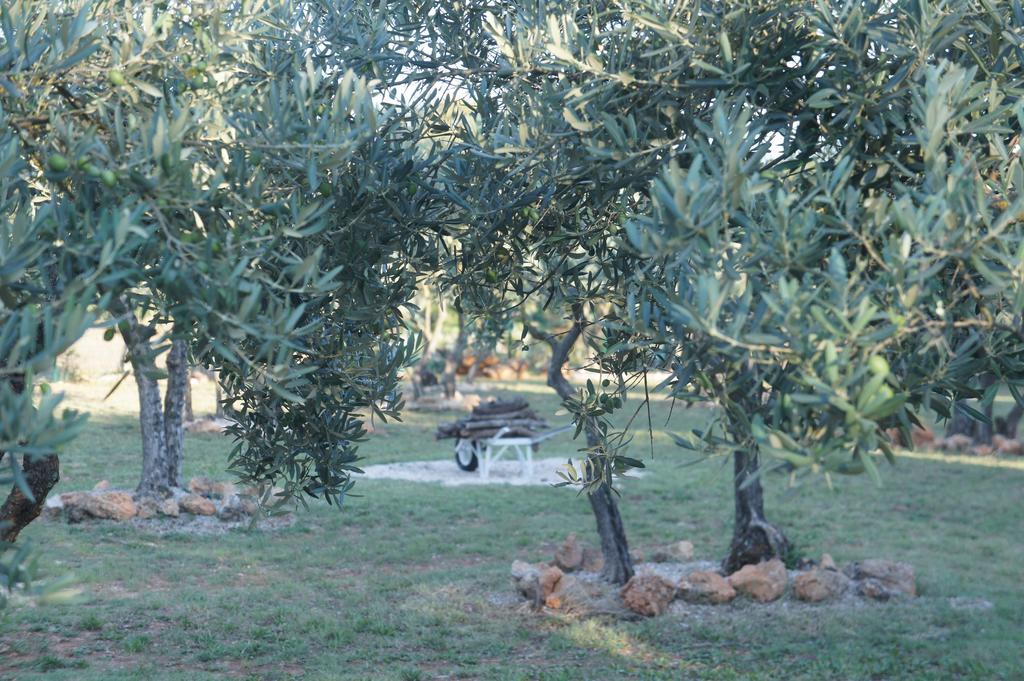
top-left (2, 374), bottom-right (1023, 680)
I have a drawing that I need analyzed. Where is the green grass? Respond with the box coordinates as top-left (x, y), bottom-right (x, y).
top-left (2, 375), bottom-right (1023, 679)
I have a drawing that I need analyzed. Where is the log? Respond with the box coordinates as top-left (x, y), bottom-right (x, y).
top-left (471, 398), bottom-right (529, 415)
top-left (436, 397), bottom-right (548, 440)
top-left (458, 427), bottom-right (539, 440)
top-left (469, 406), bottom-right (536, 421)
top-left (456, 418), bottom-right (548, 431)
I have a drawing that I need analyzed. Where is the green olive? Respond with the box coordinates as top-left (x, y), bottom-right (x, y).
top-left (84, 163), bottom-right (101, 177)
top-left (48, 154), bottom-right (69, 172)
top-left (867, 355), bottom-right (890, 377)
top-left (101, 170), bottom-right (117, 187)
top-left (318, 180), bottom-right (332, 197)
top-left (108, 70), bottom-right (127, 87)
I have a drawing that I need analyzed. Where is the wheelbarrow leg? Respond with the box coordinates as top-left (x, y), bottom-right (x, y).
top-left (480, 442), bottom-right (492, 479)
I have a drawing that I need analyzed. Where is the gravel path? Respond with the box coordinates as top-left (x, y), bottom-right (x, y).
top-left (360, 456), bottom-right (645, 487)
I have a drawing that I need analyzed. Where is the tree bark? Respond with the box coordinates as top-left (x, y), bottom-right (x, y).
top-left (0, 454), bottom-right (60, 543)
top-left (183, 369), bottom-right (194, 422)
top-left (722, 448), bottom-right (790, 574)
top-left (0, 372), bottom-right (61, 543)
top-left (163, 339), bottom-right (188, 489)
top-left (534, 310), bottom-right (634, 584)
top-left (214, 377), bottom-right (225, 418)
top-left (119, 309), bottom-right (181, 497)
top-left (441, 312), bottom-right (467, 399)
top-left (466, 356), bottom-right (482, 383)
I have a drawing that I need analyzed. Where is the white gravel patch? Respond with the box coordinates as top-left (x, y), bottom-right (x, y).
top-left (360, 457), bottom-right (645, 487)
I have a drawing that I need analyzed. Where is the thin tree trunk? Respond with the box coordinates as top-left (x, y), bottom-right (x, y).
top-left (441, 312), bottom-right (467, 399)
top-left (214, 378), bottom-right (225, 418)
top-left (119, 310), bottom-right (174, 497)
top-left (722, 447), bottom-right (790, 574)
top-left (411, 288), bottom-right (446, 400)
top-left (163, 339), bottom-right (188, 489)
top-left (534, 309), bottom-right (634, 584)
top-left (466, 356), bottom-right (483, 383)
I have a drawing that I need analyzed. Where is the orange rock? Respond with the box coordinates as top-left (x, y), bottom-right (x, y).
top-left (539, 565), bottom-right (565, 600)
top-left (188, 476), bottom-right (236, 499)
top-left (845, 559), bottom-right (915, 599)
top-left (620, 574), bottom-right (677, 616)
top-left (911, 426), bottom-right (935, 448)
top-left (510, 560), bottom-right (541, 603)
top-left (729, 559), bottom-right (788, 602)
top-left (884, 426), bottom-right (935, 449)
top-left (993, 435), bottom-right (1024, 456)
top-left (554, 533), bottom-right (584, 571)
top-left (83, 491), bottom-right (136, 520)
top-left (942, 434), bottom-right (973, 453)
top-left (158, 498), bottom-right (180, 517)
top-left (180, 494), bottom-right (216, 516)
top-left (544, 574), bottom-right (594, 613)
top-left (679, 571), bottom-right (736, 605)
top-left (794, 568), bottom-right (850, 602)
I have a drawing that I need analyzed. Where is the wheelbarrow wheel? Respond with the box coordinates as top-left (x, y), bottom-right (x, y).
top-left (455, 439), bottom-right (479, 472)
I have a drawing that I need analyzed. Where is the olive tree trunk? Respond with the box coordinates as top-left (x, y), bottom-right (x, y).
top-left (183, 369), bottom-right (194, 422)
top-left (722, 448), bottom-right (790, 574)
top-left (163, 340), bottom-right (188, 488)
top-left (440, 312), bottom-right (467, 399)
top-left (119, 310), bottom-right (187, 497)
top-left (533, 310), bottom-right (634, 585)
top-left (0, 373), bottom-right (60, 543)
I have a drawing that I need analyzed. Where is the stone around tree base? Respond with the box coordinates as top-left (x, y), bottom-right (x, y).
top-left (844, 559), bottom-right (916, 599)
top-left (678, 571), bottom-right (736, 605)
top-left (180, 493), bottom-right (217, 516)
top-left (728, 559), bottom-right (788, 602)
top-left (794, 567), bottom-right (851, 602)
top-left (620, 574), bottom-right (677, 616)
top-left (554, 533), bottom-right (584, 571)
top-left (511, 560), bottom-right (542, 605)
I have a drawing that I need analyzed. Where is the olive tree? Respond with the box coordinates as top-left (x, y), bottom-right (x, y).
top-left (452, 0), bottom-right (1024, 572)
top-left (0, 0), bottom-right (453, 560)
top-left (431, 0), bottom-right (806, 581)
